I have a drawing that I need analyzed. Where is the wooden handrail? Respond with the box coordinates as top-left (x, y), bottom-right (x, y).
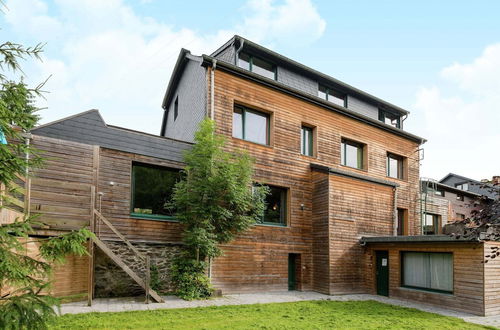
top-left (93, 209), bottom-right (146, 260)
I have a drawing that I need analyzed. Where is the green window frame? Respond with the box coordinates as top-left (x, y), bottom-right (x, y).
top-left (255, 184), bottom-right (288, 226)
top-left (401, 252), bottom-right (453, 294)
top-left (318, 85), bottom-right (347, 107)
top-left (387, 153), bottom-right (404, 179)
top-left (238, 52), bottom-right (277, 80)
top-left (130, 162), bottom-right (181, 221)
top-left (301, 126), bottom-right (313, 157)
top-left (341, 138), bottom-right (364, 169)
top-left (233, 105), bottom-right (270, 145)
top-left (378, 109), bottom-right (401, 128)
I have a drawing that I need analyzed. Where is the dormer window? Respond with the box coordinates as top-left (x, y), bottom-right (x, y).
top-left (379, 109), bottom-right (401, 128)
top-left (455, 183), bottom-right (469, 191)
top-left (238, 53), bottom-right (276, 80)
top-left (318, 85), bottom-right (346, 107)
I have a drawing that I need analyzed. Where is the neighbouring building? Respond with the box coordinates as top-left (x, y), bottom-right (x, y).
top-left (3, 35), bottom-right (500, 315)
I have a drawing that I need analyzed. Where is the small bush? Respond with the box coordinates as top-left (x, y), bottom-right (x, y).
top-left (171, 256), bottom-right (213, 300)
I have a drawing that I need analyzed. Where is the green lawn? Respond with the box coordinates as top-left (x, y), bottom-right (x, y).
top-left (51, 300), bottom-right (492, 329)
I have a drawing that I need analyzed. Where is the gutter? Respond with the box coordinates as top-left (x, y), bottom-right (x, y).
top-left (210, 59), bottom-right (217, 120)
top-left (201, 55), bottom-right (426, 145)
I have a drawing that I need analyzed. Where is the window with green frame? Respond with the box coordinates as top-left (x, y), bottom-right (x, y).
top-left (238, 52), bottom-right (276, 80)
top-left (233, 105), bottom-right (270, 145)
top-left (130, 163), bottom-right (182, 220)
top-left (255, 184), bottom-right (287, 226)
top-left (318, 85), bottom-right (347, 107)
top-left (423, 213), bottom-right (440, 235)
top-left (300, 125), bottom-right (313, 157)
top-left (341, 138), bottom-right (364, 169)
top-left (378, 109), bottom-right (401, 128)
top-left (401, 252), bottom-right (453, 293)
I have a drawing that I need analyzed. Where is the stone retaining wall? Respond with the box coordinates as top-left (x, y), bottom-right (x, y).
top-left (94, 241), bottom-right (182, 298)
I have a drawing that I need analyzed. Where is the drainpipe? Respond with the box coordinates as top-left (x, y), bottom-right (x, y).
top-left (234, 38), bottom-right (245, 65)
top-left (210, 59), bottom-right (217, 120)
top-left (393, 187), bottom-right (398, 236)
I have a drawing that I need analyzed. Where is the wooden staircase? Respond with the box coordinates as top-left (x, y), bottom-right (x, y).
top-left (89, 208), bottom-right (164, 304)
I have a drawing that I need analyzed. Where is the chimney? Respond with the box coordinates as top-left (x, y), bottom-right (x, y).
top-left (493, 176), bottom-right (500, 186)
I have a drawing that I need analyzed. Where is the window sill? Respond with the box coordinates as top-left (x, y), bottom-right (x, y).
top-left (255, 222), bottom-right (288, 228)
top-left (340, 164), bottom-right (368, 172)
top-left (130, 213), bottom-right (179, 222)
top-left (399, 286), bottom-right (453, 296)
top-left (232, 137), bottom-right (273, 149)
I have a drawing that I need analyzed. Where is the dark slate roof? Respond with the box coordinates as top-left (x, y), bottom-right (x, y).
top-left (211, 35), bottom-right (410, 115)
top-left (359, 235), bottom-right (480, 244)
top-left (439, 173), bottom-right (499, 200)
top-left (32, 110), bottom-right (192, 162)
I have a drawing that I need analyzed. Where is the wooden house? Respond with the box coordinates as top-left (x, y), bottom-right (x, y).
top-left (4, 35), bottom-right (497, 315)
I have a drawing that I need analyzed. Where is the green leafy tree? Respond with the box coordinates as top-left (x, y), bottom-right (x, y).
top-left (170, 119), bottom-right (268, 300)
top-left (0, 42), bottom-right (93, 329)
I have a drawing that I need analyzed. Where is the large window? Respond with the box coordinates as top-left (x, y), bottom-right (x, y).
top-left (301, 125), bottom-right (313, 157)
top-left (238, 53), bottom-right (276, 80)
top-left (131, 163), bottom-right (182, 220)
top-left (423, 213), bottom-right (440, 235)
top-left (402, 252), bottom-right (453, 293)
top-left (455, 182), bottom-right (469, 191)
top-left (387, 153), bottom-right (404, 179)
top-left (341, 138), bottom-right (365, 169)
top-left (233, 105), bottom-right (270, 145)
top-left (318, 85), bottom-right (346, 107)
top-left (257, 184), bottom-right (287, 226)
top-left (379, 110), bottom-right (401, 128)
top-left (397, 208), bottom-right (406, 236)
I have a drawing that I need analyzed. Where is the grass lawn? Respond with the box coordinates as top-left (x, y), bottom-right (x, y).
top-left (51, 300), bottom-right (492, 329)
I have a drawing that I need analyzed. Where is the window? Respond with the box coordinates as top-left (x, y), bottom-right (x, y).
top-left (318, 85), bottom-right (346, 107)
top-left (341, 138), bottom-right (364, 169)
top-left (455, 183), bottom-right (469, 191)
top-left (238, 52), bottom-right (276, 80)
top-left (131, 163), bottom-right (182, 220)
top-left (301, 126), bottom-right (313, 157)
top-left (423, 213), bottom-right (440, 235)
top-left (397, 208), bottom-right (406, 236)
top-left (402, 252), bottom-right (453, 293)
top-left (378, 110), bottom-right (401, 128)
top-left (233, 105), bottom-right (270, 145)
top-left (456, 194), bottom-right (464, 201)
top-left (387, 153), bottom-right (404, 179)
top-left (173, 96), bottom-right (179, 121)
top-left (456, 213), bottom-right (466, 221)
top-left (434, 189), bottom-right (445, 197)
top-left (257, 184), bottom-right (287, 226)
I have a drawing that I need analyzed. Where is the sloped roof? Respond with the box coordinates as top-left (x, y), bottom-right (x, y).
top-left (32, 110), bottom-right (192, 162)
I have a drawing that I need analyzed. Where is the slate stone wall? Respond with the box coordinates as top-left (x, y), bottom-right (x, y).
top-left (94, 241), bottom-right (182, 298)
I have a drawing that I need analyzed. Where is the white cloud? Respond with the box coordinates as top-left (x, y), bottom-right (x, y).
top-left (414, 44), bottom-right (500, 181)
top-left (4, 0), bottom-right (326, 133)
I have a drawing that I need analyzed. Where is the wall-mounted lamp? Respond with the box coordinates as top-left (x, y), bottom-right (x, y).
top-left (109, 181), bottom-right (115, 186)
top-left (300, 203), bottom-right (305, 210)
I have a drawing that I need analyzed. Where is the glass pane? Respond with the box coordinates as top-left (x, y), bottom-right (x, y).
top-left (424, 213), bottom-right (436, 235)
top-left (301, 127), bottom-right (313, 156)
top-left (238, 53), bottom-right (251, 70)
top-left (397, 209), bottom-right (404, 236)
top-left (263, 185), bottom-right (286, 224)
top-left (245, 109), bottom-right (268, 145)
top-left (132, 165), bottom-right (181, 216)
top-left (233, 108), bottom-right (243, 139)
top-left (430, 254), bottom-right (453, 291)
top-left (403, 252), bottom-right (428, 288)
top-left (345, 142), bottom-right (361, 169)
top-left (388, 156), bottom-right (398, 178)
top-left (383, 112), bottom-right (400, 128)
top-left (251, 56), bottom-right (275, 80)
top-left (318, 85), bottom-right (328, 100)
top-left (328, 90), bottom-right (345, 107)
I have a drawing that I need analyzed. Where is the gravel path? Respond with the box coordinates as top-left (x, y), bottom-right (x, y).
top-left (60, 291), bottom-right (500, 328)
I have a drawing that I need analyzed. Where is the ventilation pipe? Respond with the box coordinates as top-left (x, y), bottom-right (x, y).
top-left (234, 38), bottom-right (245, 65)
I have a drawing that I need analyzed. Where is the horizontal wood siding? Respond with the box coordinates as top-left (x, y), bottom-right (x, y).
top-left (364, 242), bottom-right (485, 315)
top-left (484, 241), bottom-right (500, 316)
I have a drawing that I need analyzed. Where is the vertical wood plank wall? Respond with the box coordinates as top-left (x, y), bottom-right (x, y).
top-left (484, 241), bottom-right (500, 316)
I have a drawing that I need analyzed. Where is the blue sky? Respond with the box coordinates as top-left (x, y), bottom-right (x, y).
top-left (2, 0), bottom-right (499, 181)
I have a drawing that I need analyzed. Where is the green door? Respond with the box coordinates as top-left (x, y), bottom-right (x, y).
top-left (376, 251), bottom-right (389, 296)
top-left (288, 254), bottom-right (296, 291)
